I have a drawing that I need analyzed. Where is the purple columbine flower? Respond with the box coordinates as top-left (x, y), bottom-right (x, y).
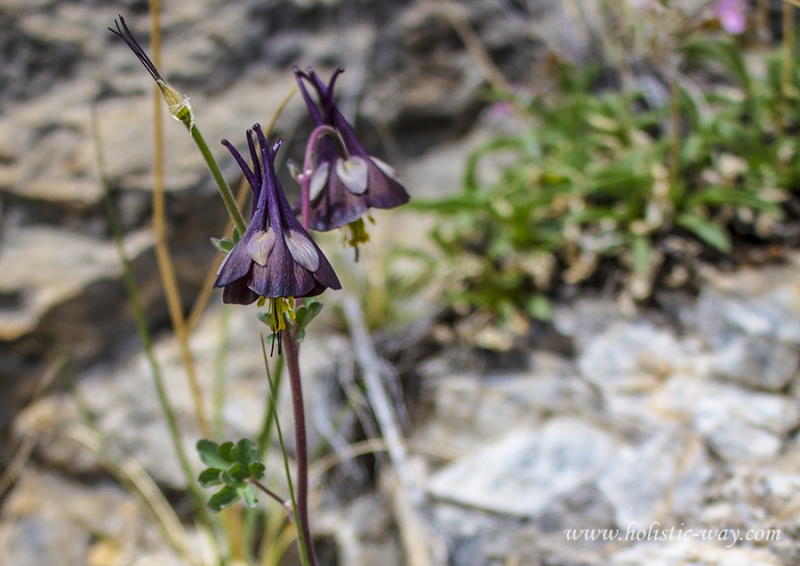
top-left (292, 67), bottom-right (410, 248)
top-left (215, 124), bottom-right (341, 331)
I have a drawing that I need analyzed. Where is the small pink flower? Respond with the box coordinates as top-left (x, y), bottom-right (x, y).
top-left (488, 100), bottom-right (513, 120)
top-left (715, 0), bottom-right (746, 35)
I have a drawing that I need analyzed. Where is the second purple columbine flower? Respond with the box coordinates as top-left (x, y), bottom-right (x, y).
top-left (215, 124), bottom-right (341, 338)
top-left (292, 67), bottom-right (410, 254)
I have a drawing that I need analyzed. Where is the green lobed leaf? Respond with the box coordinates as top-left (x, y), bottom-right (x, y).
top-left (249, 463), bottom-right (266, 480)
top-left (228, 462), bottom-right (251, 482)
top-left (198, 468), bottom-right (223, 488)
top-left (220, 469), bottom-right (246, 489)
top-left (218, 441), bottom-right (234, 463)
top-left (207, 485), bottom-right (240, 513)
top-left (239, 484), bottom-right (258, 509)
top-left (294, 300), bottom-right (324, 331)
top-left (210, 237), bottom-right (233, 254)
top-left (231, 438), bottom-right (259, 467)
top-left (196, 440), bottom-right (229, 469)
top-left (232, 226), bottom-right (243, 244)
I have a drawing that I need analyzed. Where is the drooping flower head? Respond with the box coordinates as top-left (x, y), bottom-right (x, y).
top-left (293, 67), bottom-right (410, 241)
top-left (215, 124), bottom-right (341, 330)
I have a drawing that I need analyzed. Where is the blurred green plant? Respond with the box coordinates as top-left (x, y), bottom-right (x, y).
top-left (414, 35), bottom-right (800, 345)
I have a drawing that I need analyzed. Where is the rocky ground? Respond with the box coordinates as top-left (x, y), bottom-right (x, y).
top-left (3, 0), bottom-right (800, 565)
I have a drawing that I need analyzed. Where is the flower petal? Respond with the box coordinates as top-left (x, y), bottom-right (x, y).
top-left (250, 248), bottom-right (316, 299)
top-left (247, 229), bottom-right (276, 266)
top-left (215, 235), bottom-right (255, 287)
top-left (336, 157), bottom-right (369, 195)
top-left (309, 162), bottom-right (330, 202)
top-left (364, 159), bottom-right (411, 209)
top-left (285, 230), bottom-right (320, 272)
top-left (222, 274), bottom-right (258, 305)
top-left (304, 171), bottom-right (368, 231)
top-left (370, 156), bottom-right (398, 180)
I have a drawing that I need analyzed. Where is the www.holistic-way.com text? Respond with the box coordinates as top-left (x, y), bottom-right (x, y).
top-left (564, 522), bottom-right (780, 548)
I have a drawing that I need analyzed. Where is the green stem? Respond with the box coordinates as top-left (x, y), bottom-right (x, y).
top-left (189, 123), bottom-right (248, 234)
top-left (257, 354), bottom-right (285, 456)
top-left (243, 354), bottom-right (285, 563)
top-left (92, 109), bottom-right (210, 525)
top-left (212, 304), bottom-right (232, 441)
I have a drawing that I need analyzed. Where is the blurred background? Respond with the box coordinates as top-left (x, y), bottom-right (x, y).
top-left (3, 0), bottom-right (800, 565)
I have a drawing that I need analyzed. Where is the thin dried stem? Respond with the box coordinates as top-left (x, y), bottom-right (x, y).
top-left (92, 107), bottom-right (210, 526)
top-left (147, 0), bottom-right (210, 438)
top-left (66, 423), bottom-right (192, 560)
top-left (0, 431), bottom-right (38, 498)
top-left (341, 295), bottom-right (420, 503)
top-left (0, 356), bottom-right (64, 496)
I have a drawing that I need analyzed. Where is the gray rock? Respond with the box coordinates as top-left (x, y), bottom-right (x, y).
top-left (417, 357), bottom-right (597, 453)
top-left (696, 265), bottom-right (800, 391)
top-left (552, 297), bottom-right (630, 349)
top-left (316, 495), bottom-right (403, 566)
top-left (433, 491), bottom-right (615, 566)
top-left (13, 304), bottom-right (348, 488)
top-left (573, 320), bottom-right (707, 435)
top-left (611, 540), bottom-right (783, 566)
top-left (427, 418), bottom-right (614, 518)
top-left (692, 382), bottom-right (799, 463)
top-left (0, 226), bottom-right (152, 341)
top-left (0, 467), bottom-right (174, 566)
top-left (433, 503), bottom-right (520, 566)
top-left (598, 427), bottom-right (713, 527)
top-left (403, 104), bottom-right (529, 199)
top-left (709, 334), bottom-right (800, 391)
top-left (578, 320), bottom-right (687, 396)
top-left (698, 262), bottom-right (800, 343)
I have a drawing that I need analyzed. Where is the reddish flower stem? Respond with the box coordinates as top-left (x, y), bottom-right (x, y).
top-left (288, 123), bottom-right (345, 566)
top-left (283, 332), bottom-right (316, 566)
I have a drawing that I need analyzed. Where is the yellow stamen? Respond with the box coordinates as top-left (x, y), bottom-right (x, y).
top-left (341, 216), bottom-right (371, 260)
top-left (265, 296), bottom-right (296, 333)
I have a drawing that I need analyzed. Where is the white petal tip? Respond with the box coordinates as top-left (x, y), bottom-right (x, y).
top-left (285, 230), bottom-right (320, 272)
top-left (336, 157), bottom-right (369, 195)
top-left (248, 229), bottom-right (276, 266)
